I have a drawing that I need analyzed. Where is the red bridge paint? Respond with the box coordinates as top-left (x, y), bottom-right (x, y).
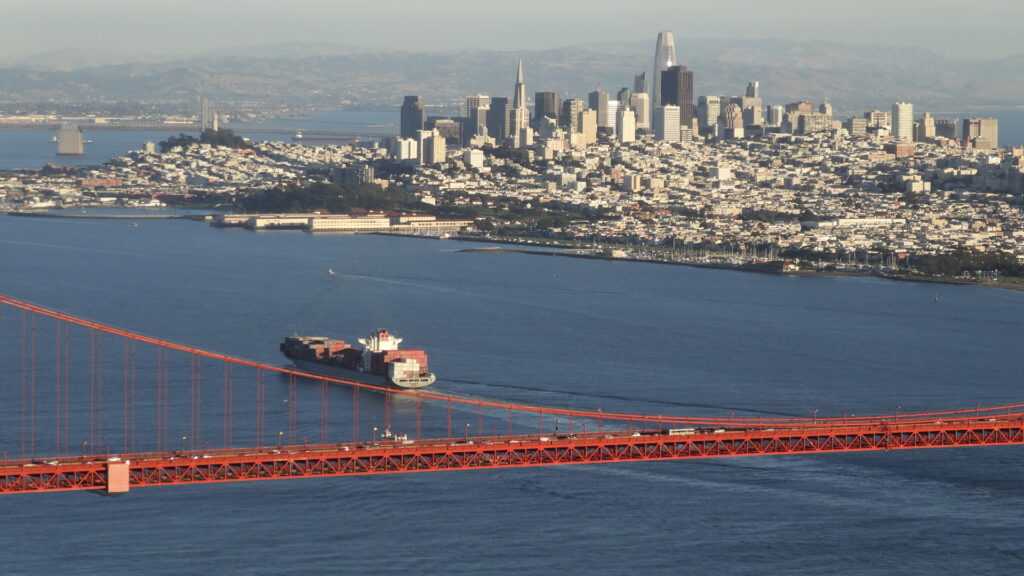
top-left (1, 293), bottom-right (1022, 495)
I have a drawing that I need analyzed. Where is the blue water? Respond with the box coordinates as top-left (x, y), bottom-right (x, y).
top-left (0, 214), bottom-right (1023, 574)
top-left (0, 110), bottom-right (397, 171)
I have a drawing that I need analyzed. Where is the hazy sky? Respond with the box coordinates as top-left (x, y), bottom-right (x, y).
top-left (6, 0), bottom-right (1023, 60)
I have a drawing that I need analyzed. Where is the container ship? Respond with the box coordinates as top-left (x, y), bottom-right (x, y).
top-left (280, 329), bottom-right (436, 389)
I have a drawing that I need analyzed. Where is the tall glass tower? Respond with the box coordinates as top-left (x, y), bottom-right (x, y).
top-left (652, 31), bottom-right (677, 109)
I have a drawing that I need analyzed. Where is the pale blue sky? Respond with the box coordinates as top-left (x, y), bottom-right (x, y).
top-left (6, 0), bottom-right (1022, 60)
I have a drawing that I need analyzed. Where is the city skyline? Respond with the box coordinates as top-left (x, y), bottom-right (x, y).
top-left (2, 0), bottom-right (1023, 64)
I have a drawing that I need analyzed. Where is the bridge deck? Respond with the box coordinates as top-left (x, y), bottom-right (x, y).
top-left (3, 416), bottom-right (1022, 494)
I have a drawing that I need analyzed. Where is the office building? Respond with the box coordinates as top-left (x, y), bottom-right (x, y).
top-left (534, 91), bottom-right (560, 126)
top-left (652, 31), bottom-right (677, 108)
top-left (465, 93), bottom-right (490, 114)
top-left (934, 118), bottom-right (959, 140)
top-left (660, 65), bottom-right (694, 128)
top-left (616, 87), bottom-right (631, 108)
top-left (634, 71), bottom-right (648, 94)
top-left (589, 90), bottom-right (610, 128)
top-left (915, 112), bottom-right (936, 142)
top-left (465, 93), bottom-right (490, 141)
top-left (766, 105), bottom-right (786, 128)
top-left (388, 137), bottom-right (418, 161)
top-left (416, 129), bottom-right (445, 165)
top-left (963, 118), bottom-right (998, 149)
top-left (560, 98), bottom-right (585, 133)
top-left (463, 149), bottom-right (485, 169)
top-left (606, 100), bottom-right (620, 134)
top-left (786, 101), bottom-right (815, 116)
top-left (723, 103), bottom-right (744, 139)
top-left (865, 110), bottom-right (891, 128)
top-left (892, 102), bottom-right (914, 141)
top-left (653, 105), bottom-right (681, 142)
top-left (630, 92), bottom-right (650, 130)
top-left (819, 99), bottom-right (833, 117)
top-left (335, 163), bottom-right (375, 184)
top-left (798, 113), bottom-right (833, 134)
top-left (579, 109), bottom-right (598, 146)
top-left (487, 97), bottom-right (511, 142)
top-left (745, 81), bottom-right (760, 99)
top-left (400, 96), bottom-right (425, 139)
top-left (697, 95), bottom-right (722, 131)
top-left (844, 117), bottom-right (867, 135)
top-left (426, 117), bottom-right (462, 145)
top-left (617, 106), bottom-right (636, 143)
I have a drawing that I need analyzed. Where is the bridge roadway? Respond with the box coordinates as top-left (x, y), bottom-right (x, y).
top-left (3, 414), bottom-right (1023, 495)
top-left (0, 122), bottom-right (395, 138)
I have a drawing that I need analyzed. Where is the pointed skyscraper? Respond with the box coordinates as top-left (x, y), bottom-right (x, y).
top-left (510, 58), bottom-right (531, 147)
top-left (513, 58), bottom-right (526, 109)
top-left (652, 31), bottom-right (676, 109)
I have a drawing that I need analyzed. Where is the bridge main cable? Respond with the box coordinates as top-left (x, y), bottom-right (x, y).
top-left (1, 294), bottom-right (1021, 427)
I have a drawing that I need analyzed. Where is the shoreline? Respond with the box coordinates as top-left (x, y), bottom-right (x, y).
top-left (450, 243), bottom-right (1024, 293)
top-left (7, 212), bottom-right (1022, 293)
top-left (6, 210), bottom-right (204, 220)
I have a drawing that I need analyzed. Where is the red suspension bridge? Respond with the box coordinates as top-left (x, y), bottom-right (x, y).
top-left (1, 294), bottom-right (1022, 495)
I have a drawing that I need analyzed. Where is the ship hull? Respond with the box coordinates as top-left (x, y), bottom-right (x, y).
top-left (287, 357), bottom-right (435, 389)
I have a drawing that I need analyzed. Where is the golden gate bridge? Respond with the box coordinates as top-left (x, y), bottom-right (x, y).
top-left (1, 293), bottom-right (1022, 495)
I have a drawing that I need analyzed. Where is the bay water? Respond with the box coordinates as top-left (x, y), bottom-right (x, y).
top-left (0, 213), bottom-right (1022, 574)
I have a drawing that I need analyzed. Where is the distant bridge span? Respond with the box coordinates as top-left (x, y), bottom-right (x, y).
top-left (0, 122), bottom-right (396, 139)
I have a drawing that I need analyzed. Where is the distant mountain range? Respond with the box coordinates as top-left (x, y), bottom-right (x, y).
top-left (1, 38), bottom-right (1022, 113)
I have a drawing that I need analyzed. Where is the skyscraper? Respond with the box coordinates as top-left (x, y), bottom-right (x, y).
top-left (653, 105), bottom-right (680, 142)
top-left (963, 118), bottom-right (999, 149)
top-left (766, 105), bottom-right (786, 127)
top-left (510, 59), bottom-right (531, 146)
top-left (617, 106), bottom-right (636, 143)
top-left (465, 93), bottom-right (490, 114)
top-left (652, 31), bottom-right (677, 108)
top-left (660, 65), bottom-right (694, 128)
top-left (400, 96), bottom-right (425, 139)
top-left (416, 129), bottom-right (445, 165)
top-left (745, 81), bottom-right (760, 99)
top-left (892, 102), bottom-right (914, 142)
top-left (634, 72), bottom-right (648, 95)
top-left (589, 89), bottom-right (609, 129)
top-left (607, 100), bottom-right (620, 134)
top-left (630, 92), bottom-right (650, 130)
top-left (697, 95), bottom-right (721, 132)
top-left (487, 97), bottom-right (511, 142)
top-left (916, 112), bottom-right (936, 141)
top-left (616, 87), bottom-right (631, 107)
top-left (465, 94), bottom-right (490, 140)
top-left (534, 91), bottom-right (560, 125)
top-left (723, 103), bottom-right (744, 139)
top-left (579, 109), bottom-right (598, 146)
top-left (560, 98), bottom-right (585, 133)
top-left (934, 117), bottom-right (959, 140)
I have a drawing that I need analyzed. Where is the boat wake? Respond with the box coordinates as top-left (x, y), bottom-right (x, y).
top-left (442, 378), bottom-right (801, 419)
